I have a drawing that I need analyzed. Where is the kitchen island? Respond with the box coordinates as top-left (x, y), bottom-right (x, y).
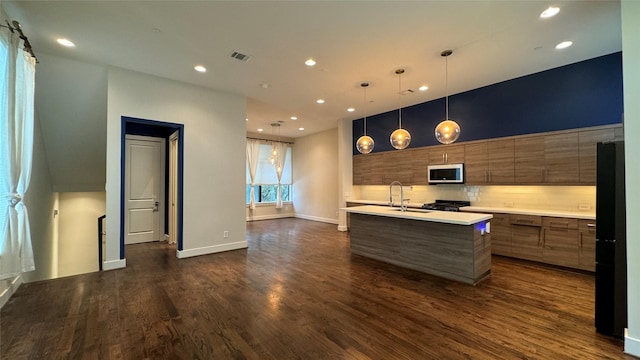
top-left (342, 205), bottom-right (493, 285)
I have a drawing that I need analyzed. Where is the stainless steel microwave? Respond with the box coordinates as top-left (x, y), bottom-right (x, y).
top-left (428, 163), bottom-right (464, 184)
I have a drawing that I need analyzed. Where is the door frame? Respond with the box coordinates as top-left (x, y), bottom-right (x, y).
top-left (124, 134), bottom-right (165, 245)
top-left (120, 116), bottom-right (184, 259)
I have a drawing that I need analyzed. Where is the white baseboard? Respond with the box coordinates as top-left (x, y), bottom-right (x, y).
top-left (103, 259), bottom-right (127, 270)
top-left (295, 213), bottom-right (338, 225)
top-left (177, 241), bottom-right (248, 259)
top-left (625, 329), bottom-right (640, 357)
top-left (337, 225), bottom-right (348, 232)
top-left (0, 275), bottom-right (23, 309)
top-left (246, 213), bottom-right (293, 222)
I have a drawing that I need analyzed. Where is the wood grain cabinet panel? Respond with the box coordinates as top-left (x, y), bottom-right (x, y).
top-left (579, 129), bottom-right (615, 184)
top-left (368, 153), bottom-right (385, 185)
top-left (515, 136), bottom-right (545, 184)
top-left (383, 150), bottom-right (412, 184)
top-left (490, 213), bottom-right (512, 256)
top-left (464, 142), bottom-right (488, 184)
top-left (487, 139), bottom-right (515, 184)
top-left (544, 132), bottom-right (579, 183)
top-left (410, 147), bottom-right (430, 185)
top-left (578, 219), bottom-right (596, 271)
top-left (510, 215), bottom-right (543, 262)
top-left (542, 217), bottom-right (579, 268)
top-left (428, 144), bottom-right (464, 165)
top-left (352, 154), bottom-right (369, 185)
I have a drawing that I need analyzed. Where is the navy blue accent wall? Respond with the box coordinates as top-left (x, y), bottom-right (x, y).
top-left (353, 52), bottom-right (623, 154)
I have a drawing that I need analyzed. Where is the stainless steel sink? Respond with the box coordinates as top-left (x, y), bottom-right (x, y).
top-left (389, 208), bottom-right (432, 214)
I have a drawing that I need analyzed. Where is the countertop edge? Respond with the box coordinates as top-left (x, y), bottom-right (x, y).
top-left (341, 205), bottom-right (492, 226)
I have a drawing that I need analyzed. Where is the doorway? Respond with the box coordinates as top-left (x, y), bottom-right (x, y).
top-left (120, 117), bottom-right (184, 260)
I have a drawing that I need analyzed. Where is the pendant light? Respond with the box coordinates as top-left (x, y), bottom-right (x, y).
top-left (390, 69), bottom-right (411, 150)
top-left (356, 82), bottom-right (375, 154)
top-left (269, 122), bottom-right (281, 165)
top-left (435, 50), bottom-right (461, 144)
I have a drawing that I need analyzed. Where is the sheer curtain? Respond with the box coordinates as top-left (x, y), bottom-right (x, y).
top-left (246, 139), bottom-right (260, 210)
top-left (0, 29), bottom-right (36, 280)
top-left (273, 142), bottom-right (288, 209)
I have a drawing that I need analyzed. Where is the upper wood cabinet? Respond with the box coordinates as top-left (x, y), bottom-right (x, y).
top-left (544, 132), bottom-right (579, 183)
top-left (465, 139), bottom-right (514, 185)
top-left (352, 154), bottom-right (369, 185)
top-left (410, 147), bottom-right (430, 185)
top-left (368, 153), bottom-right (385, 185)
top-left (579, 128), bottom-right (616, 184)
top-left (515, 136), bottom-right (545, 184)
top-left (428, 144), bottom-right (464, 165)
top-left (383, 150), bottom-right (412, 184)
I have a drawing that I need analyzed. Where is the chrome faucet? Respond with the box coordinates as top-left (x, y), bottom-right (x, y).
top-left (389, 181), bottom-right (410, 211)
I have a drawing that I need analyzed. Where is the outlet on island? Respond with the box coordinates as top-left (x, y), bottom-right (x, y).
top-left (223, 230), bottom-right (229, 238)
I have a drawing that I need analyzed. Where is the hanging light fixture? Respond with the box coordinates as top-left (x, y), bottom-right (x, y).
top-left (269, 122), bottom-right (281, 165)
top-left (390, 68), bottom-right (411, 150)
top-left (435, 50), bottom-right (461, 144)
top-left (355, 82), bottom-right (375, 154)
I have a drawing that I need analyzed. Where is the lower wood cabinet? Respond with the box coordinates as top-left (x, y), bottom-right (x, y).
top-left (489, 213), bottom-right (594, 272)
top-left (542, 217), bottom-right (579, 268)
top-left (578, 219), bottom-right (596, 271)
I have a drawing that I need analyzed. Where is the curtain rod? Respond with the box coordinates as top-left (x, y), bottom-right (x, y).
top-left (247, 136), bottom-right (294, 145)
top-left (1, 20), bottom-right (38, 62)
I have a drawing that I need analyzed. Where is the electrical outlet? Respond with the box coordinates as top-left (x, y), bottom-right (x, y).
top-left (579, 204), bottom-right (591, 211)
top-left (223, 230), bottom-right (229, 238)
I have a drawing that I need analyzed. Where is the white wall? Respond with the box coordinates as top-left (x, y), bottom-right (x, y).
top-left (622, 1), bottom-right (640, 356)
top-left (292, 128), bottom-right (339, 224)
top-left (105, 67), bottom-right (247, 266)
top-left (337, 119), bottom-right (354, 231)
top-left (58, 192), bottom-right (105, 277)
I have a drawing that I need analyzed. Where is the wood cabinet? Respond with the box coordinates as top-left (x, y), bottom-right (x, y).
top-left (579, 128), bottom-right (615, 184)
top-left (410, 147), bottom-right (429, 185)
top-left (578, 219), bottom-right (596, 271)
top-left (510, 215), bottom-right (543, 262)
top-left (490, 213), bottom-right (512, 256)
top-left (515, 136), bottom-right (545, 183)
top-left (428, 144), bottom-right (464, 165)
top-left (383, 150), bottom-right (412, 184)
top-left (544, 132), bottom-right (579, 183)
top-left (465, 140), bottom-right (514, 185)
top-left (542, 217), bottom-right (579, 268)
top-left (352, 154), bottom-right (369, 185)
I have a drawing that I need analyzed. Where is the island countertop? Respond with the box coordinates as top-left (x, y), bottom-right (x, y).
top-left (341, 205), bottom-right (492, 226)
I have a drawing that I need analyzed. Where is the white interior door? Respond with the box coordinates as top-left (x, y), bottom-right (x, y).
top-left (125, 135), bottom-right (165, 245)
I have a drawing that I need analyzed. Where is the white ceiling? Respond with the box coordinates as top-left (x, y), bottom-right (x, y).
top-left (4, 1), bottom-right (621, 139)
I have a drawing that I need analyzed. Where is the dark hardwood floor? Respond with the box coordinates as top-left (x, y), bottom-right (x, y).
top-left (0, 218), bottom-right (633, 359)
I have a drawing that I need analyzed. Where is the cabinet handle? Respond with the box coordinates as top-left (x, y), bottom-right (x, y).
top-left (445, 153), bottom-right (448, 163)
top-left (516, 219), bottom-right (534, 224)
top-left (587, 223), bottom-right (596, 228)
top-left (579, 231), bottom-right (583, 248)
top-left (549, 221), bottom-right (569, 228)
top-left (542, 228), bottom-right (546, 247)
top-left (442, 153), bottom-right (445, 163)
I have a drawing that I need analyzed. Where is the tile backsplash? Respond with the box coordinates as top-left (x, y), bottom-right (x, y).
top-left (354, 185), bottom-right (595, 212)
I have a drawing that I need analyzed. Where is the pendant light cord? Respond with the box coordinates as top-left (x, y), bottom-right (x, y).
top-left (445, 54), bottom-right (449, 121)
top-left (362, 83), bottom-right (368, 136)
top-left (398, 71), bottom-right (402, 129)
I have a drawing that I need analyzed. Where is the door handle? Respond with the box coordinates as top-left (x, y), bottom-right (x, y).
top-left (153, 201), bottom-right (159, 212)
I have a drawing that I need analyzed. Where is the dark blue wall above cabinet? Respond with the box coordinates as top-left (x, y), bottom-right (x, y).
top-left (353, 52), bottom-right (623, 154)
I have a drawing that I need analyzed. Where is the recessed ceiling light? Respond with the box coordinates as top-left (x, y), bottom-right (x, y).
top-left (419, 85), bottom-right (429, 91)
top-left (298, 127), bottom-right (305, 131)
top-left (316, 99), bottom-right (325, 104)
top-left (347, 108), bottom-right (355, 112)
top-left (540, 6), bottom-right (560, 19)
top-left (305, 58), bottom-right (316, 66)
top-left (56, 38), bottom-right (75, 47)
top-left (257, 128), bottom-right (264, 132)
top-left (290, 116), bottom-right (298, 120)
top-left (245, 118), bottom-right (249, 122)
top-left (260, 83), bottom-right (270, 89)
top-left (555, 41), bottom-right (573, 50)
top-left (194, 65), bottom-right (207, 73)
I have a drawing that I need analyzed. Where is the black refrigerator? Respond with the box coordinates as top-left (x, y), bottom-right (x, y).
top-left (595, 141), bottom-right (627, 337)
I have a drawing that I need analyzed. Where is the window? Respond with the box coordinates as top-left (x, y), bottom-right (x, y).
top-left (246, 143), bottom-right (292, 204)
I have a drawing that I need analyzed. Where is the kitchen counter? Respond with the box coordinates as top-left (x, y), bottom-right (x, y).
top-left (342, 205), bottom-right (492, 226)
top-left (460, 206), bottom-right (595, 220)
top-left (343, 205), bottom-right (492, 285)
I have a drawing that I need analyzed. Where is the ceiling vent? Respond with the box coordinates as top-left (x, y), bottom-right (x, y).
top-left (230, 51), bottom-right (252, 62)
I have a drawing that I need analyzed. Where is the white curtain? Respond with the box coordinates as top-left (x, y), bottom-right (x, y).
top-left (0, 29), bottom-right (36, 280)
top-left (246, 139), bottom-right (260, 210)
top-left (273, 142), bottom-right (288, 209)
